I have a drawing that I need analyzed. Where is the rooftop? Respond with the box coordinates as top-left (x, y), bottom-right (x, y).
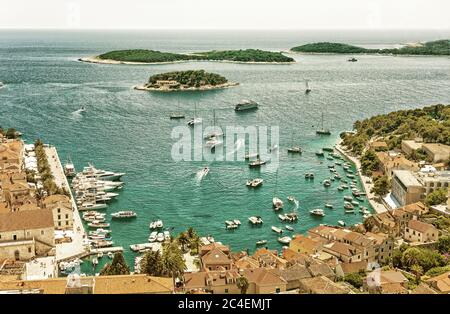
top-left (393, 170), bottom-right (422, 187)
top-left (0, 209), bottom-right (54, 232)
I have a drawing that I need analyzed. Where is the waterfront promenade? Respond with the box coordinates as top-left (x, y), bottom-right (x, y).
top-left (44, 146), bottom-right (87, 261)
top-left (335, 140), bottom-right (388, 214)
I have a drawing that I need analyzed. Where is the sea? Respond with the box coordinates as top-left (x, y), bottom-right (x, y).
top-left (0, 29), bottom-right (449, 273)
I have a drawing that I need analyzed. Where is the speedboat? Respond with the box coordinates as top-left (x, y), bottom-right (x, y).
top-left (248, 216), bottom-right (263, 225)
top-left (157, 233), bottom-right (165, 242)
top-left (246, 178), bottom-right (263, 188)
top-left (271, 226), bottom-right (283, 234)
top-left (64, 157), bottom-right (76, 178)
top-left (187, 117), bottom-right (202, 126)
top-left (305, 173), bottom-right (314, 179)
top-left (205, 136), bottom-right (223, 149)
top-left (278, 214), bottom-right (287, 221)
top-left (344, 202), bottom-right (354, 210)
top-left (287, 146), bottom-right (302, 154)
top-left (248, 159), bottom-right (266, 168)
top-left (107, 252), bottom-right (114, 259)
top-left (310, 209), bottom-right (325, 217)
top-left (285, 225), bottom-right (294, 231)
top-left (233, 219), bottom-right (241, 226)
top-left (325, 203), bottom-right (334, 209)
top-left (323, 180), bottom-right (331, 187)
top-left (344, 196), bottom-right (353, 202)
top-left (148, 231), bottom-right (157, 242)
top-left (315, 150), bottom-right (325, 157)
top-left (278, 236), bottom-right (292, 244)
top-left (338, 220), bottom-right (346, 227)
top-left (287, 196), bottom-right (296, 202)
top-left (256, 240), bottom-right (267, 246)
top-left (272, 197), bottom-right (283, 209)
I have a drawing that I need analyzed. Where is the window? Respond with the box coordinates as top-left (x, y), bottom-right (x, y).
top-left (224, 289), bottom-right (228, 293)
top-left (65, 214), bottom-right (69, 219)
top-left (66, 221), bottom-right (69, 225)
top-left (58, 215), bottom-right (61, 220)
top-left (57, 208), bottom-right (61, 213)
top-left (276, 288), bottom-right (281, 293)
top-left (58, 221), bottom-right (61, 226)
top-left (28, 247), bottom-right (32, 253)
top-left (41, 230), bottom-right (44, 235)
top-left (13, 234), bottom-right (17, 240)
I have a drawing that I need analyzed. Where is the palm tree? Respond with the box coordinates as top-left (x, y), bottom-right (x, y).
top-left (177, 232), bottom-right (190, 253)
top-left (186, 227), bottom-right (197, 240)
top-left (401, 248), bottom-right (422, 268)
top-left (161, 242), bottom-right (187, 292)
top-left (140, 250), bottom-right (163, 276)
top-left (410, 264), bottom-right (423, 282)
top-left (236, 276), bottom-right (249, 294)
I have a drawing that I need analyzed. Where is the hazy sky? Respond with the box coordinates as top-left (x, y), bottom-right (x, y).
top-left (1, 0), bottom-right (449, 29)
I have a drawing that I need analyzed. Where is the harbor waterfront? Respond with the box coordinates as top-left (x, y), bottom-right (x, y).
top-left (1, 30), bottom-right (449, 274)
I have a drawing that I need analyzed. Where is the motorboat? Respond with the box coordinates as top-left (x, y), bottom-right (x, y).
top-left (285, 225), bottom-right (294, 231)
top-left (272, 197), bottom-right (283, 209)
top-left (325, 203), bottom-right (334, 209)
top-left (246, 178), bottom-right (263, 188)
top-left (64, 156), bottom-right (76, 177)
top-left (248, 159), bottom-right (266, 168)
top-left (205, 136), bottom-right (223, 149)
top-left (148, 231), bottom-right (158, 242)
top-left (233, 219), bottom-right (241, 226)
top-left (92, 240), bottom-right (113, 248)
top-left (248, 216), bottom-right (263, 225)
top-left (348, 57), bottom-right (358, 62)
top-left (97, 252), bottom-right (104, 258)
top-left (323, 180), bottom-right (331, 187)
top-left (344, 202), bottom-right (354, 210)
top-left (187, 117), bottom-right (202, 126)
top-left (305, 173), bottom-right (314, 179)
top-left (81, 163), bottom-right (125, 181)
top-left (107, 252), bottom-right (114, 259)
top-left (315, 150), bottom-right (325, 157)
top-left (164, 231), bottom-right (171, 241)
top-left (287, 146), bottom-right (302, 154)
top-left (226, 223), bottom-right (238, 230)
top-left (79, 202), bottom-right (107, 211)
top-left (338, 220), bottom-right (346, 227)
top-left (285, 212), bottom-right (299, 222)
top-left (344, 196), bottom-right (353, 202)
top-left (170, 112), bottom-right (185, 119)
top-left (310, 209), bottom-right (325, 217)
top-left (235, 100), bottom-right (258, 111)
top-left (287, 196), bottom-right (296, 202)
top-left (157, 233), bottom-right (165, 242)
top-left (271, 226), bottom-right (283, 234)
top-left (87, 221), bottom-right (110, 228)
top-left (149, 219), bottom-right (164, 229)
top-left (278, 214), bottom-right (287, 221)
top-left (278, 236), bottom-right (292, 244)
top-left (111, 211), bottom-right (137, 219)
top-left (256, 240), bottom-right (267, 246)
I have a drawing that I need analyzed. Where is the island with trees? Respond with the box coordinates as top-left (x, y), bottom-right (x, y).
top-left (79, 48), bottom-right (295, 64)
top-left (290, 39), bottom-right (450, 55)
top-left (134, 70), bottom-right (238, 92)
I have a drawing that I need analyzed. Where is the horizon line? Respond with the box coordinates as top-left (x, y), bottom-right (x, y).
top-left (0, 27), bottom-right (449, 31)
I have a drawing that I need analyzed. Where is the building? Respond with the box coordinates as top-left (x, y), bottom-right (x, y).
top-left (200, 246), bottom-right (233, 271)
top-left (0, 210), bottom-right (55, 260)
top-left (415, 171), bottom-right (450, 198)
top-left (298, 276), bottom-right (351, 294)
top-left (184, 270), bottom-right (241, 294)
top-left (274, 264), bottom-right (311, 290)
top-left (0, 140), bottom-right (24, 172)
top-left (404, 220), bottom-right (439, 243)
top-left (289, 235), bottom-right (322, 255)
top-left (42, 195), bottom-right (73, 230)
top-left (391, 170), bottom-right (424, 206)
top-left (369, 141), bottom-right (388, 151)
top-left (322, 242), bottom-right (362, 263)
top-left (376, 151), bottom-right (419, 178)
top-left (425, 271), bottom-right (450, 294)
top-left (243, 268), bottom-right (287, 294)
top-left (364, 269), bottom-right (409, 294)
top-left (421, 143), bottom-right (450, 163)
top-left (401, 140), bottom-right (423, 156)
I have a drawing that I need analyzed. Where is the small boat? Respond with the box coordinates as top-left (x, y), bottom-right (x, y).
top-left (235, 100), bottom-right (259, 112)
top-left (111, 211), bottom-right (137, 219)
top-left (87, 222), bottom-right (110, 228)
top-left (315, 150), bottom-right (325, 157)
top-left (323, 147), bottom-right (334, 152)
top-left (344, 196), bottom-right (353, 202)
top-left (272, 197), bottom-right (283, 209)
top-left (347, 174), bottom-right (355, 179)
top-left (327, 156), bottom-right (334, 160)
top-left (97, 252), bottom-right (104, 258)
top-left (187, 117), bottom-right (202, 126)
top-left (325, 203), bottom-right (334, 209)
top-left (305, 173), bottom-right (314, 179)
top-left (348, 57), bottom-right (358, 62)
top-left (92, 258), bottom-right (98, 266)
top-left (304, 79), bottom-right (311, 94)
top-left (278, 214), bottom-right (287, 221)
top-left (64, 156), bottom-right (76, 178)
top-left (0, 82), bottom-right (4, 88)
top-left (149, 219), bottom-right (164, 229)
top-left (278, 236), bottom-right (292, 244)
top-left (285, 212), bottom-right (299, 221)
top-left (337, 186), bottom-right (344, 191)
top-left (256, 240), bottom-right (267, 246)
top-left (363, 213), bottom-right (371, 219)
top-left (287, 146), bottom-right (302, 154)
top-left (285, 225), bottom-right (294, 231)
top-left (351, 201), bottom-right (360, 206)
top-left (310, 209), bottom-right (325, 217)
top-left (344, 202), bottom-right (354, 210)
top-left (170, 113), bottom-right (185, 119)
top-left (323, 180), bottom-right (331, 187)
top-left (246, 178), bottom-right (263, 188)
top-left (92, 240), bottom-right (113, 248)
top-left (225, 220), bottom-right (235, 226)
top-left (338, 220), bottom-right (346, 227)
top-left (271, 226), bottom-right (283, 234)
top-left (233, 219), bottom-right (241, 226)
top-left (164, 230), bottom-right (171, 241)
top-left (248, 216), bottom-right (263, 225)
top-left (205, 137), bottom-right (223, 149)
top-left (157, 233), bottom-right (165, 242)
top-left (226, 224), bottom-right (238, 230)
top-left (248, 159), bottom-right (266, 168)
top-left (287, 196), bottom-right (296, 202)
top-left (148, 231), bottom-right (158, 242)
top-left (107, 252), bottom-right (114, 259)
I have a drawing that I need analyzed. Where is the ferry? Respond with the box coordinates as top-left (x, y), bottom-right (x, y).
top-left (111, 211), bottom-right (137, 219)
top-left (235, 100), bottom-right (258, 112)
top-left (246, 178), bottom-right (263, 188)
top-left (278, 236), bottom-right (292, 244)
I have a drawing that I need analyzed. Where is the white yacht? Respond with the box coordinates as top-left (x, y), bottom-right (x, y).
top-left (248, 216), bottom-right (263, 225)
top-left (79, 202), bottom-right (107, 211)
top-left (278, 236), bottom-right (292, 244)
top-left (285, 225), bottom-right (294, 231)
top-left (111, 211), bottom-right (137, 219)
top-left (148, 231), bottom-right (158, 242)
top-left (256, 240), bottom-right (267, 246)
top-left (82, 164), bottom-right (125, 181)
top-left (187, 117), bottom-right (202, 126)
top-left (246, 178), bottom-right (263, 188)
top-left (271, 226), bottom-right (283, 234)
top-left (64, 156), bottom-right (76, 177)
top-left (272, 197), bottom-right (283, 209)
top-left (149, 219), bottom-right (163, 229)
top-left (310, 209), bottom-right (325, 217)
top-left (338, 220), bottom-right (346, 227)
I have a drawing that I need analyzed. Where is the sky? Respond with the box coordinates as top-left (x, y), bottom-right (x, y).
top-left (1, 0), bottom-right (449, 30)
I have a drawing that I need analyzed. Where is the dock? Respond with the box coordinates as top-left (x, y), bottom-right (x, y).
top-left (90, 246), bottom-right (124, 255)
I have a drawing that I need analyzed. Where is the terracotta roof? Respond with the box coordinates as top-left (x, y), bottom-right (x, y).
top-left (244, 268), bottom-right (287, 286)
top-left (0, 209), bottom-right (54, 232)
top-left (200, 242), bottom-right (229, 256)
top-left (308, 225), bottom-right (337, 238)
top-left (299, 276), bottom-right (350, 294)
top-left (324, 242), bottom-right (361, 257)
top-left (411, 282), bottom-right (438, 294)
top-left (201, 248), bottom-right (232, 265)
top-left (0, 277), bottom-right (67, 294)
top-left (400, 202), bottom-right (427, 215)
top-left (43, 194), bottom-right (71, 206)
top-left (380, 282), bottom-right (408, 294)
top-left (276, 264), bottom-right (311, 282)
top-left (93, 275), bottom-right (173, 294)
top-left (365, 232), bottom-right (389, 245)
top-left (425, 271), bottom-right (450, 293)
top-left (379, 270), bottom-right (408, 285)
top-left (184, 270), bottom-right (240, 289)
top-left (339, 261), bottom-right (368, 275)
top-left (407, 220), bottom-right (436, 233)
top-left (307, 262), bottom-right (335, 278)
top-left (234, 256), bottom-right (260, 269)
top-left (290, 235), bottom-right (322, 253)
top-left (282, 249), bottom-right (317, 265)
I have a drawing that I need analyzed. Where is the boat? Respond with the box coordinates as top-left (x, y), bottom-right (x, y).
top-left (111, 211), bottom-right (137, 219)
top-left (164, 230), bottom-right (171, 241)
top-left (315, 150), bottom-right (325, 157)
top-left (363, 213), bottom-right (371, 219)
top-left (310, 209), bottom-right (325, 217)
top-left (287, 196), bottom-right (296, 202)
top-left (148, 231), bottom-right (158, 242)
top-left (97, 252), bottom-right (104, 258)
top-left (248, 159), bottom-right (266, 168)
top-left (244, 152), bottom-right (259, 160)
top-left (107, 252), bottom-right (114, 259)
top-left (327, 156), bottom-right (334, 160)
top-left (304, 79), bottom-right (311, 94)
top-left (316, 113), bottom-right (331, 135)
top-left (273, 197), bottom-right (283, 209)
top-left (64, 156), bottom-right (76, 177)
top-left (81, 163), bottom-right (125, 181)
top-left (157, 233), bottom-right (165, 242)
top-left (344, 202), bottom-right (354, 210)
top-left (170, 113), bottom-right (185, 119)
top-left (271, 226), bottom-right (283, 234)
top-left (323, 147), bottom-right (334, 152)
top-left (285, 212), bottom-right (299, 222)
top-left (348, 57), bottom-right (358, 62)
top-left (285, 225), bottom-right (294, 231)
top-left (305, 173), bottom-right (314, 179)
top-left (246, 178), bottom-right (263, 188)
top-left (149, 219), bottom-right (163, 229)
top-left (347, 174), bottom-right (355, 179)
top-left (325, 203), bottom-right (334, 209)
top-left (256, 240), bottom-right (267, 246)
top-left (79, 202), bottom-right (108, 211)
top-left (235, 100), bottom-right (258, 111)
top-left (225, 220), bottom-right (235, 226)
top-left (287, 146), bottom-right (302, 154)
top-left (337, 186), bottom-right (344, 191)
top-left (344, 195), bottom-right (353, 201)
top-left (323, 180), bottom-right (331, 187)
top-left (87, 221), bottom-right (110, 228)
top-left (187, 103), bottom-right (202, 126)
top-left (92, 240), bottom-right (113, 248)
top-left (248, 216), bottom-right (263, 225)
top-left (278, 236), bottom-right (292, 244)
top-left (198, 166), bottom-right (210, 178)
top-left (92, 258), bottom-right (98, 266)
top-left (351, 200), bottom-right (360, 206)
top-left (338, 220), bottom-right (346, 226)
top-left (278, 214), bottom-right (287, 221)
top-left (0, 82), bottom-right (4, 88)
top-left (233, 219), bottom-right (241, 226)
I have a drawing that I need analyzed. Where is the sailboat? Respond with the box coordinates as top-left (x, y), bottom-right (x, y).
top-left (287, 132), bottom-right (302, 154)
top-left (272, 171), bottom-right (283, 210)
top-left (170, 101), bottom-right (185, 119)
top-left (187, 103), bottom-right (202, 126)
top-left (305, 79), bottom-right (311, 94)
top-left (316, 112), bottom-right (331, 135)
top-left (204, 110), bottom-right (223, 150)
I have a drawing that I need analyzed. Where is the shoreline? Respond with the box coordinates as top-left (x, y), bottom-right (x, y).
top-left (134, 82), bottom-right (239, 92)
top-left (287, 50), bottom-right (448, 57)
top-left (334, 139), bottom-right (389, 214)
top-left (78, 56), bottom-right (295, 65)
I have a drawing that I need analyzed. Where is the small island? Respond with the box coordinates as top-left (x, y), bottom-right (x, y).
top-left (80, 49), bottom-right (294, 64)
top-left (290, 39), bottom-right (450, 55)
top-left (134, 70), bottom-right (238, 92)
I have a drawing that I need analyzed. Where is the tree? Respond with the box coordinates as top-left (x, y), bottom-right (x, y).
top-left (236, 276), bottom-right (249, 294)
top-left (425, 188), bottom-right (448, 206)
top-left (410, 264), bottom-right (423, 282)
top-left (177, 232), bottom-right (190, 253)
top-left (5, 128), bottom-right (17, 139)
top-left (140, 250), bottom-right (164, 276)
top-left (100, 252), bottom-right (130, 276)
top-left (161, 241), bottom-right (186, 289)
top-left (436, 236), bottom-right (450, 254)
top-left (371, 175), bottom-right (391, 197)
top-left (401, 248), bottom-right (422, 269)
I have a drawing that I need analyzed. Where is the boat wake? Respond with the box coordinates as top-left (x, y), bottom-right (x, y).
top-left (70, 107), bottom-right (86, 120)
top-left (226, 138), bottom-right (245, 158)
top-left (195, 167), bottom-right (210, 184)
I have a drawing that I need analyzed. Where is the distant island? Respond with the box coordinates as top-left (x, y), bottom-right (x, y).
top-left (134, 70), bottom-right (238, 92)
top-left (79, 49), bottom-right (295, 64)
top-left (290, 40), bottom-right (450, 55)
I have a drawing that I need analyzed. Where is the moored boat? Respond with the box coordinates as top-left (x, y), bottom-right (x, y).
top-left (246, 178), bottom-right (263, 188)
top-left (271, 226), bottom-right (283, 234)
top-left (310, 208), bottom-right (325, 217)
top-left (235, 100), bottom-right (259, 112)
top-left (278, 236), bottom-right (292, 244)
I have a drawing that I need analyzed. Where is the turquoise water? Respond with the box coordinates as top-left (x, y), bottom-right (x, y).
top-left (1, 30), bottom-right (449, 273)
